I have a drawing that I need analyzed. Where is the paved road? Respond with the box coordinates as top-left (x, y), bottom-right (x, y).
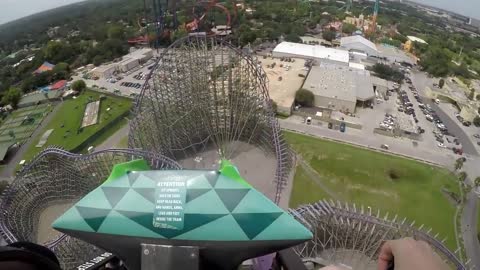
top-left (280, 117), bottom-right (454, 167)
top-left (0, 102), bottom-right (61, 179)
top-left (461, 159), bottom-right (480, 269)
top-left (95, 124), bottom-right (129, 151)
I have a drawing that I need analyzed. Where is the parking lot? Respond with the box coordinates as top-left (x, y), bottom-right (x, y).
top-left (350, 72), bottom-right (464, 157)
top-left (71, 51), bottom-right (164, 98)
top-left (411, 70), bottom-right (479, 156)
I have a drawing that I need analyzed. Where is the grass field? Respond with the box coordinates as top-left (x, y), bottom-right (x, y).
top-left (22, 90), bottom-right (132, 161)
top-left (285, 131), bottom-right (460, 250)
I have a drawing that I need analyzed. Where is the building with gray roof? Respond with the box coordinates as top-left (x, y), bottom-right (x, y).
top-left (303, 64), bottom-right (375, 113)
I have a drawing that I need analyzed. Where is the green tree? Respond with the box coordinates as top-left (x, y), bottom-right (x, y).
top-left (44, 41), bottom-right (74, 63)
top-left (473, 116), bottom-right (480, 127)
top-left (171, 27), bottom-right (188, 42)
top-left (1, 87), bottom-right (22, 107)
top-left (458, 171), bottom-right (467, 182)
top-left (322, 30), bottom-right (336, 42)
top-left (477, 94), bottom-right (480, 101)
top-left (454, 157), bottom-right (465, 171)
top-left (92, 55), bottom-right (104, 67)
top-left (371, 63), bottom-right (405, 83)
top-left (52, 62), bottom-right (70, 80)
top-left (107, 25), bottom-right (125, 40)
top-left (239, 31), bottom-right (257, 46)
top-left (285, 33), bottom-right (301, 43)
top-left (71, 80), bottom-right (86, 92)
top-left (8, 130), bottom-right (15, 139)
top-left (468, 89), bottom-right (475, 100)
top-left (438, 78), bottom-right (445, 89)
top-left (474, 177), bottom-right (480, 187)
top-left (295, 89), bottom-right (314, 107)
top-left (342, 23), bottom-right (356, 34)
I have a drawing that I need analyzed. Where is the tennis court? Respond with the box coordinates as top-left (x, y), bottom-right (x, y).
top-left (0, 104), bottom-right (52, 145)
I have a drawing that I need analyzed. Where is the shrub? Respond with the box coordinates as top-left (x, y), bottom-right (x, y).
top-left (473, 116), bottom-right (480, 127)
top-left (439, 79), bottom-right (445, 89)
top-left (295, 89), bottom-right (314, 107)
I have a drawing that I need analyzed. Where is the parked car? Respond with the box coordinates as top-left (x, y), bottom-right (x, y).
top-left (453, 147), bottom-right (463, 155)
top-left (473, 134), bottom-right (480, 139)
top-left (381, 144), bottom-right (389, 150)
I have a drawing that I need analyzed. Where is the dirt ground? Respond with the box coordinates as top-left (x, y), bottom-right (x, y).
top-left (179, 141), bottom-right (281, 203)
top-left (37, 202), bottom-right (73, 244)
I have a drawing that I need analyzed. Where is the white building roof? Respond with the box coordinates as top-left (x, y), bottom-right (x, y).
top-left (127, 48), bottom-right (153, 59)
top-left (349, 62), bottom-right (365, 70)
top-left (407, 36), bottom-right (427, 44)
top-left (118, 57), bottom-right (139, 66)
top-left (340, 35), bottom-right (378, 53)
top-left (273, 42), bottom-right (349, 64)
top-left (90, 64), bottom-right (116, 73)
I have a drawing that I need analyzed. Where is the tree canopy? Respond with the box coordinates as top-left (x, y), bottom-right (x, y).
top-left (342, 23), bottom-right (356, 34)
top-left (371, 63), bottom-right (405, 83)
top-left (322, 30), bottom-right (336, 42)
top-left (71, 80), bottom-right (86, 92)
top-left (295, 89), bottom-right (315, 107)
top-left (1, 87), bottom-right (22, 107)
top-left (473, 116), bottom-right (480, 127)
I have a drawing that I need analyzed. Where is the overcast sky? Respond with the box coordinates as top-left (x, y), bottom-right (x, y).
top-left (0, 0), bottom-right (479, 26)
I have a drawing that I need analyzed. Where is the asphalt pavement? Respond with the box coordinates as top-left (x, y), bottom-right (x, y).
top-left (280, 117), bottom-right (454, 167)
top-left (425, 99), bottom-right (478, 156)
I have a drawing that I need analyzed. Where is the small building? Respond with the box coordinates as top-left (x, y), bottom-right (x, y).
top-left (303, 65), bottom-right (375, 113)
top-left (340, 35), bottom-right (378, 56)
top-left (33, 62), bottom-right (55, 74)
top-left (50, 80), bottom-right (67, 91)
top-left (127, 48), bottom-right (153, 63)
top-left (406, 36), bottom-right (428, 44)
top-left (90, 64), bottom-right (117, 78)
top-left (349, 62), bottom-right (365, 70)
top-left (118, 58), bottom-right (139, 73)
top-left (272, 42), bottom-right (350, 66)
top-left (212, 25), bottom-right (232, 36)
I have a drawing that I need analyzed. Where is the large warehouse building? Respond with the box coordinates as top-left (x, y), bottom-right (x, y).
top-left (89, 48), bottom-right (154, 78)
top-left (340, 35), bottom-right (378, 56)
top-left (127, 48), bottom-right (154, 63)
top-left (90, 64), bottom-right (116, 78)
top-left (118, 58), bottom-right (140, 72)
top-left (272, 42), bottom-right (350, 66)
top-left (302, 65), bottom-right (375, 113)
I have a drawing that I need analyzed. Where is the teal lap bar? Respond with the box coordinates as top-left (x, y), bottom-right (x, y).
top-left (53, 159), bottom-right (312, 270)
